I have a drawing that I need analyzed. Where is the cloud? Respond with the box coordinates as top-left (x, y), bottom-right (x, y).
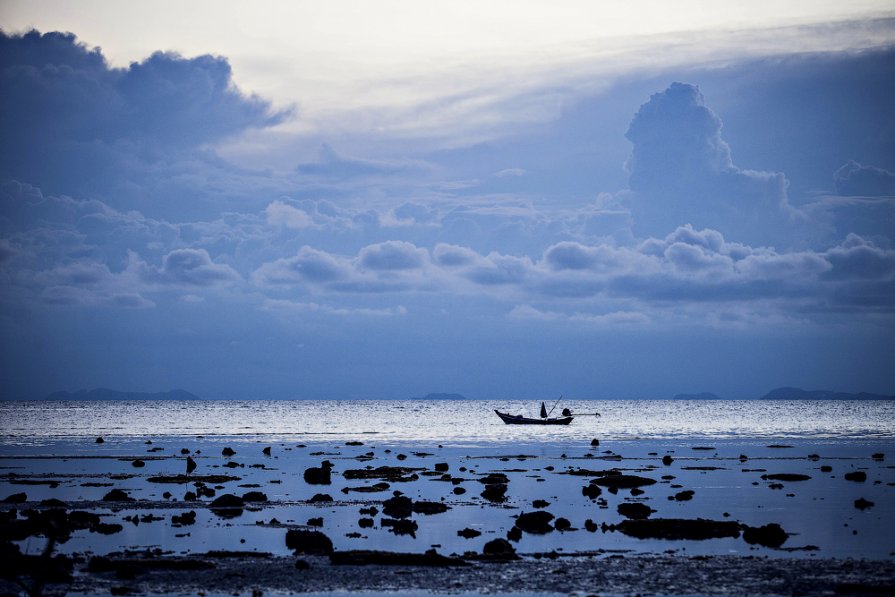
top-left (358, 241), bottom-right (427, 271)
top-left (265, 200), bottom-right (314, 229)
top-left (834, 161), bottom-right (895, 197)
top-left (623, 83), bottom-right (794, 244)
top-left (508, 304), bottom-right (650, 326)
top-left (824, 234), bottom-right (895, 281)
top-left (296, 144), bottom-right (433, 181)
top-left (262, 299), bottom-right (406, 317)
top-left (253, 246), bottom-right (350, 285)
top-left (141, 248), bottom-right (241, 286)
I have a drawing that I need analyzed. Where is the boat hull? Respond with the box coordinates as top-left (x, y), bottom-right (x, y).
top-left (494, 409), bottom-right (574, 425)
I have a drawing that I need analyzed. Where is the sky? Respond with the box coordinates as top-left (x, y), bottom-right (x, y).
top-left (1, 1), bottom-right (894, 400)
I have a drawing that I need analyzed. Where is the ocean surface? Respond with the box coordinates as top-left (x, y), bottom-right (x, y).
top-left (1, 399), bottom-right (893, 444)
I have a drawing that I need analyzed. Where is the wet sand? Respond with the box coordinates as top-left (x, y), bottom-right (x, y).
top-left (2, 435), bottom-right (893, 595)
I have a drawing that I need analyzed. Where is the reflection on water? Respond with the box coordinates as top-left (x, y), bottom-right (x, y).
top-left (1, 399), bottom-right (893, 442)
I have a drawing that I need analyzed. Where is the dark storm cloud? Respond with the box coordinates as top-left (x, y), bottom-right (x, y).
top-left (0, 30), bottom-right (287, 209)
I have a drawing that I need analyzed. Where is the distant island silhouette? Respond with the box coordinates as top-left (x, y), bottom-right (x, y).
top-left (411, 393), bottom-right (467, 401)
top-left (44, 388), bottom-right (201, 401)
top-left (758, 387), bottom-right (894, 400)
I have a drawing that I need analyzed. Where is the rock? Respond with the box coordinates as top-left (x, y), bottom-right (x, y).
top-left (582, 483), bottom-right (602, 499)
top-left (674, 490), bottom-right (695, 501)
top-left (96, 437), bottom-right (104, 444)
top-left (262, 446), bottom-right (272, 456)
top-left (434, 462), bottom-right (449, 472)
top-left (221, 447), bottom-right (235, 457)
top-left (381, 517), bottom-right (418, 537)
top-left (359, 506), bottom-right (379, 516)
top-left (532, 499), bottom-right (550, 508)
top-left (330, 549), bottom-right (467, 567)
top-left (590, 438), bottom-right (600, 446)
top-left (452, 487), bottom-right (466, 495)
top-left (593, 474), bottom-right (656, 489)
top-left (294, 559), bottom-right (310, 570)
top-left (554, 517), bottom-right (572, 531)
top-left (92, 522), bottom-right (124, 535)
top-left (304, 461), bottom-right (334, 485)
top-left (742, 523), bottom-right (788, 548)
top-left (478, 473), bottom-right (509, 485)
top-left (183, 491), bottom-right (197, 501)
top-left (844, 471), bottom-right (867, 482)
top-left (343, 466), bottom-right (422, 482)
top-left (872, 452), bottom-right (884, 460)
top-left (618, 502), bottom-right (655, 520)
top-left (481, 483), bottom-right (508, 503)
top-left (614, 518), bottom-right (741, 540)
top-left (457, 528), bottom-right (481, 539)
top-left (285, 529), bottom-right (334, 555)
top-left (39, 498), bottom-right (69, 508)
top-left (102, 489), bottom-right (134, 502)
top-left (820, 465), bottom-right (833, 472)
top-left (382, 495), bottom-right (413, 519)
top-left (584, 519), bottom-right (598, 532)
top-left (186, 457), bottom-right (197, 475)
top-left (171, 511), bottom-right (196, 526)
top-left (761, 473), bottom-right (811, 482)
top-left (481, 538), bottom-right (518, 560)
top-left (358, 517), bottom-right (375, 528)
top-left (131, 460), bottom-right (145, 468)
top-left (307, 517), bottom-right (323, 527)
top-left (854, 497), bottom-right (874, 510)
top-left (210, 494), bottom-right (244, 508)
top-left (515, 511), bottom-right (555, 534)
top-left (308, 493), bottom-right (333, 503)
top-left (180, 448), bottom-right (190, 454)
top-left (345, 441), bottom-right (364, 446)
top-left (342, 482), bottom-right (391, 494)
top-left (662, 455), bottom-right (674, 465)
top-left (242, 491), bottom-right (268, 503)
top-left (630, 488), bottom-right (644, 496)
top-left (3, 492), bottom-right (27, 503)
top-left (412, 501), bottom-right (450, 515)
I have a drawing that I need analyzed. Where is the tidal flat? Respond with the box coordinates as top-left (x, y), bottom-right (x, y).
top-left (1, 434), bottom-right (893, 595)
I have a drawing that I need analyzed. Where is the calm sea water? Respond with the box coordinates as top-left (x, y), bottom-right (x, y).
top-left (1, 399), bottom-right (893, 444)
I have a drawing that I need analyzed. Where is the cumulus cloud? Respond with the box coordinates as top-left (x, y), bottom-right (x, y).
top-left (265, 200), bottom-right (314, 229)
top-left (253, 246), bottom-right (350, 285)
top-left (358, 241), bottom-right (427, 271)
top-left (624, 83), bottom-right (794, 244)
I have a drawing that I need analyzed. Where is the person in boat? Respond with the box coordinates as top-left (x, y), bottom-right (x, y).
top-left (561, 407), bottom-right (572, 417)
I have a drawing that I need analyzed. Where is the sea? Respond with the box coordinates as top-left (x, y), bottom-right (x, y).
top-left (1, 399), bottom-right (893, 445)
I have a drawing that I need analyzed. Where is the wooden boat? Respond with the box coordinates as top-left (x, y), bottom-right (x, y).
top-left (494, 409), bottom-right (574, 425)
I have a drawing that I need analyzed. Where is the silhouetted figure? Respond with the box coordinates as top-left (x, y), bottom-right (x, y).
top-left (540, 402), bottom-right (547, 418)
top-left (562, 408), bottom-right (572, 417)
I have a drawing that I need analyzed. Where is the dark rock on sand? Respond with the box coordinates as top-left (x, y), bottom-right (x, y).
top-left (359, 506), bottom-right (379, 516)
top-left (453, 487), bottom-right (466, 495)
top-left (674, 490), bottom-right (695, 501)
top-left (304, 461), bottom-right (334, 485)
top-left (221, 447), bottom-right (236, 457)
top-left (872, 452), bottom-right (884, 460)
top-left (186, 457), bottom-right (197, 475)
top-left (614, 518), bottom-right (741, 540)
top-left (618, 502), bottom-right (655, 520)
top-left (480, 538), bottom-right (519, 560)
top-left (820, 465), bottom-right (833, 472)
top-left (286, 529), bottom-right (334, 555)
top-left (242, 491), bottom-right (268, 503)
top-left (478, 473), bottom-right (509, 485)
top-left (555, 517), bottom-right (572, 531)
top-left (308, 493), bottom-right (333, 503)
top-left (358, 517), bottom-right (375, 528)
top-left (343, 482), bottom-right (391, 494)
top-left (532, 499), bottom-right (550, 508)
top-left (844, 471), bottom-right (867, 482)
top-left (131, 459), bottom-right (146, 468)
top-left (507, 526), bottom-right (523, 542)
top-left (457, 528), bottom-right (481, 539)
top-left (330, 549), bottom-right (467, 567)
top-left (171, 511), bottom-right (196, 526)
top-left (39, 498), bottom-right (69, 508)
top-left (742, 523), bottom-right (788, 548)
top-left (584, 519), bottom-right (598, 532)
top-left (343, 466), bottom-right (422, 482)
top-left (591, 438), bottom-right (600, 446)
top-left (434, 462), bottom-right (449, 472)
top-left (346, 441), bottom-right (364, 446)
top-left (210, 494), bottom-right (244, 508)
top-left (102, 489), bottom-right (134, 502)
top-left (383, 495), bottom-right (414, 519)
top-left (582, 483), bottom-right (602, 499)
top-left (92, 522), bottom-right (124, 535)
top-left (381, 517), bottom-right (418, 537)
top-left (262, 446), bottom-right (272, 456)
top-left (183, 491), bottom-right (197, 501)
top-left (3, 492), bottom-right (27, 503)
top-left (307, 517), bottom-right (323, 527)
top-left (854, 497), bottom-right (875, 510)
top-left (412, 501), bottom-right (450, 515)
top-left (515, 511), bottom-right (555, 534)
top-left (481, 483), bottom-right (508, 503)
top-left (96, 437), bottom-right (104, 443)
top-left (662, 455), bottom-right (674, 465)
top-left (593, 474), bottom-right (656, 489)
top-left (762, 473), bottom-right (811, 482)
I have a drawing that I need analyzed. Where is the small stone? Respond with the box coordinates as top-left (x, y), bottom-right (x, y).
top-left (307, 517), bottom-right (323, 527)
top-left (95, 437), bottom-right (104, 444)
top-left (844, 471), bottom-right (867, 482)
top-left (221, 447), bottom-right (236, 457)
top-left (662, 455), bottom-right (674, 465)
top-left (131, 460), bottom-right (145, 468)
top-left (262, 446), bottom-right (272, 456)
top-left (457, 528), bottom-right (481, 539)
top-left (102, 489), bottom-right (134, 502)
top-left (286, 529), bottom-right (334, 555)
top-left (854, 497), bottom-right (874, 510)
top-left (590, 438), bottom-right (600, 447)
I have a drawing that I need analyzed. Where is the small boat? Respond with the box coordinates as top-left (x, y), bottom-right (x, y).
top-left (495, 401), bottom-right (574, 425)
top-left (494, 410), bottom-right (574, 425)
